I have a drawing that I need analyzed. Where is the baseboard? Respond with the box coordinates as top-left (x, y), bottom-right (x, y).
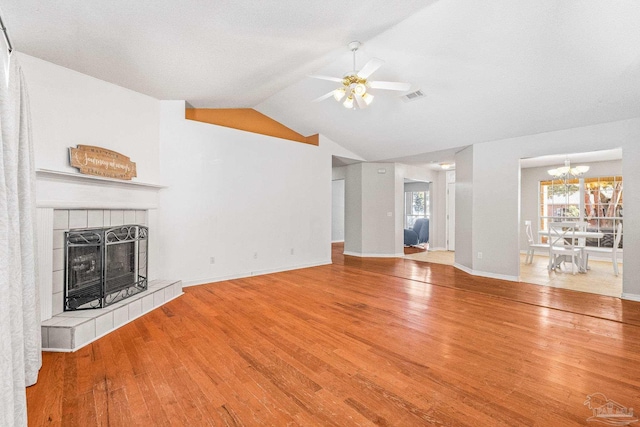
top-left (343, 251), bottom-right (405, 258)
top-left (453, 263), bottom-right (519, 282)
top-left (621, 293), bottom-right (640, 302)
top-left (428, 247), bottom-right (447, 252)
top-left (331, 239), bottom-right (344, 243)
top-left (182, 259), bottom-right (332, 287)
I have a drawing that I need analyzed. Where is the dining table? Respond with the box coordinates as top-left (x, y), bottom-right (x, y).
top-left (538, 229), bottom-right (605, 273)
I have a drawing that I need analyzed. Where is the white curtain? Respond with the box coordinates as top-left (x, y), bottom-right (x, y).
top-left (0, 53), bottom-right (41, 426)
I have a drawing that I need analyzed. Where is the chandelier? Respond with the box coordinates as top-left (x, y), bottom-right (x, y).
top-left (547, 159), bottom-right (589, 178)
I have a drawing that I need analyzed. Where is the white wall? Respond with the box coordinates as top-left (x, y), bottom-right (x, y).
top-left (455, 117), bottom-right (640, 297)
top-left (332, 166), bottom-right (347, 180)
top-left (344, 163), bottom-right (363, 254)
top-left (157, 101), bottom-right (334, 286)
top-left (404, 182), bottom-right (429, 192)
top-left (520, 159), bottom-right (623, 251)
top-left (360, 163), bottom-right (399, 256)
top-left (1, 44), bottom-right (9, 81)
top-left (430, 171), bottom-right (447, 250)
top-left (19, 53), bottom-right (161, 183)
top-left (343, 163), bottom-right (401, 256)
top-left (331, 179), bottom-right (345, 242)
top-left (455, 146), bottom-right (474, 269)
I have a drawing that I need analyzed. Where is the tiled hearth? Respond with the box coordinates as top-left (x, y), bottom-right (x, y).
top-left (41, 279), bottom-right (182, 351)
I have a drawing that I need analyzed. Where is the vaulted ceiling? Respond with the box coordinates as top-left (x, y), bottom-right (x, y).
top-left (3, 0), bottom-right (640, 164)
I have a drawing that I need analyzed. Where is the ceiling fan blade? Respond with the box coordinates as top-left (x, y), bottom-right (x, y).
top-left (357, 58), bottom-right (384, 79)
top-left (354, 94), bottom-right (367, 109)
top-left (308, 74), bottom-right (343, 83)
top-left (312, 90), bottom-right (336, 103)
top-left (368, 81), bottom-right (411, 91)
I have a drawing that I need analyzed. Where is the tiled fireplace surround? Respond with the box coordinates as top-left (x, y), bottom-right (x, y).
top-left (36, 170), bottom-right (182, 352)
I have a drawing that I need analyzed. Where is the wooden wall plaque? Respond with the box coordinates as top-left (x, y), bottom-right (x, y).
top-left (69, 145), bottom-right (137, 180)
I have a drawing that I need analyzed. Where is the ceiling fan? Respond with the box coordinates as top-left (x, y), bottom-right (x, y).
top-left (310, 41), bottom-right (411, 109)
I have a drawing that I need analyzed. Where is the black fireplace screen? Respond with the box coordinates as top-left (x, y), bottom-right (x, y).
top-left (65, 225), bottom-right (148, 310)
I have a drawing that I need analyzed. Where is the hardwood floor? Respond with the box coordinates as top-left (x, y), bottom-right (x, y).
top-left (27, 244), bottom-right (640, 426)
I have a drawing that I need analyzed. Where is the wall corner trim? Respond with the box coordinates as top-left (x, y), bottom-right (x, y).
top-left (343, 251), bottom-right (405, 258)
top-left (621, 293), bottom-right (640, 302)
top-left (453, 263), bottom-right (519, 282)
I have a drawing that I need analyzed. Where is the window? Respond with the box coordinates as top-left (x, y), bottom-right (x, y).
top-left (405, 191), bottom-right (429, 228)
top-left (539, 176), bottom-right (623, 248)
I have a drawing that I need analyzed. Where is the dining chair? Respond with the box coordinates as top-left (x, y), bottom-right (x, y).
top-left (524, 220), bottom-right (547, 264)
top-left (548, 221), bottom-right (582, 275)
top-left (583, 222), bottom-right (623, 276)
top-left (574, 220), bottom-right (589, 270)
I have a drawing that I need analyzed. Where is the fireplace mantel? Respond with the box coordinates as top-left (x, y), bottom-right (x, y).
top-left (36, 169), bottom-right (166, 189)
top-left (36, 169), bottom-right (165, 210)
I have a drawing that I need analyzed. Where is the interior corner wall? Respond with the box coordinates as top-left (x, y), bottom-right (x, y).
top-left (430, 171), bottom-right (447, 250)
top-left (344, 163), bottom-right (400, 256)
top-left (19, 53), bottom-right (161, 183)
top-left (621, 140), bottom-right (640, 298)
top-left (470, 142), bottom-right (521, 280)
top-left (332, 166), bottom-right (347, 180)
top-left (393, 164), bottom-right (405, 256)
top-left (1, 43), bottom-right (9, 78)
top-left (454, 146), bottom-right (474, 269)
top-left (361, 163), bottom-right (398, 256)
top-left (344, 163), bottom-right (363, 254)
top-left (157, 101), bottom-right (332, 286)
top-left (331, 179), bottom-right (345, 242)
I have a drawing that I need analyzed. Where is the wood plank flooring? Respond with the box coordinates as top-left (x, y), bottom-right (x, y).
top-left (27, 244), bottom-right (640, 426)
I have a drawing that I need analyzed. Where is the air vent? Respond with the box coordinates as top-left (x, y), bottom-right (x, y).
top-left (402, 89), bottom-right (425, 102)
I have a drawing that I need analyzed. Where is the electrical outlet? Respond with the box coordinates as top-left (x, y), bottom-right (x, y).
top-left (209, 256), bottom-right (215, 264)
top-left (253, 252), bottom-right (258, 259)
top-left (477, 252), bottom-right (483, 259)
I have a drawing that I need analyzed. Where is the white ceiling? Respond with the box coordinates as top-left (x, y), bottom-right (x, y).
top-left (3, 0), bottom-right (640, 164)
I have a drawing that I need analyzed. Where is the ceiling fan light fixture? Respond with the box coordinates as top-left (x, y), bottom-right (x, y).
top-left (310, 41), bottom-right (411, 110)
top-left (354, 83), bottom-right (367, 96)
top-left (343, 96), bottom-right (354, 109)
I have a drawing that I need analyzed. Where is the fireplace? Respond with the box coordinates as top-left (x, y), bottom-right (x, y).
top-left (65, 224), bottom-right (148, 310)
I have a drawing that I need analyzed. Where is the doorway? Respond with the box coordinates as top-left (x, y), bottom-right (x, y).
top-left (519, 149), bottom-right (623, 297)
